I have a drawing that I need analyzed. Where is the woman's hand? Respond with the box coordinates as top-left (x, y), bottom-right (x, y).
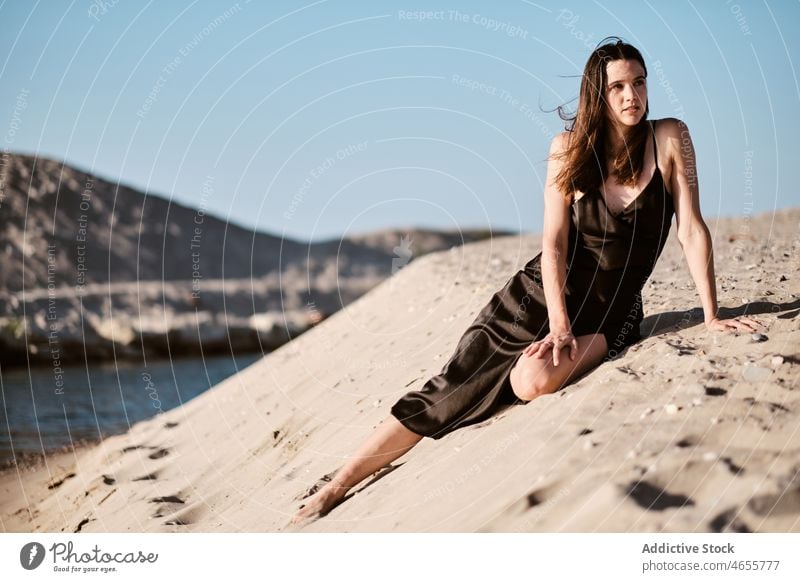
top-left (705, 315), bottom-right (765, 334)
top-left (523, 328), bottom-right (578, 367)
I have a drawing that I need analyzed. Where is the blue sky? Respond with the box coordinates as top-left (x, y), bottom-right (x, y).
top-left (1, 0), bottom-right (798, 242)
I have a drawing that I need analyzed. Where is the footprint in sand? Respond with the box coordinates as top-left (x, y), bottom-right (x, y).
top-left (74, 516), bottom-right (94, 532)
top-left (120, 444), bottom-right (171, 459)
top-left (149, 494), bottom-right (186, 518)
top-left (133, 472), bottom-right (159, 481)
top-left (708, 464), bottom-right (799, 530)
top-left (473, 479), bottom-right (570, 532)
top-left (742, 397), bottom-right (790, 414)
top-left (709, 507), bottom-right (752, 532)
top-left (674, 435), bottom-right (699, 448)
top-left (665, 339), bottom-right (697, 356)
top-left (151, 495), bottom-right (184, 504)
top-left (163, 503), bottom-right (207, 527)
top-left (748, 487), bottom-right (800, 517)
top-left (623, 480), bottom-right (695, 511)
top-left (47, 472), bottom-right (76, 490)
top-left (720, 457), bottom-right (745, 476)
top-left (522, 481), bottom-right (568, 510)
top-left (502, 479), bottom-right (569, 516)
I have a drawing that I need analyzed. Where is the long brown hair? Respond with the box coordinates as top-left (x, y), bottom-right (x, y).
top-left (554, 37), bottom-right (650, 198)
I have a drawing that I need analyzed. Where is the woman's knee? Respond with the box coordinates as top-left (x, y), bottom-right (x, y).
top-left (510, 361), bottom-right (560, 402)
top-left (510, 334), bottom-right (607, 402)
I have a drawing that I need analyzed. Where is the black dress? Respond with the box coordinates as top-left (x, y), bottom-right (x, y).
top-left (390, 120), bottom-right (676, 439)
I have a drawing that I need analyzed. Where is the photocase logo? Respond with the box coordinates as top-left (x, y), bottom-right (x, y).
top-left (390, 234), bottom-right (414, 290)
top-left (391, 234), bottom-right (414, 275)
top-left (19, 542), bottom-right (46, 570)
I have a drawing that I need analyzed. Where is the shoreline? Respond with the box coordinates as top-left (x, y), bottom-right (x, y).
top-left (0, 438), bottom-right (99, 474)
top-left (1, 352), bottom-right (265, 472)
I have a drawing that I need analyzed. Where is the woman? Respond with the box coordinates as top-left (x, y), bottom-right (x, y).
top-left (291, 37), bottom-right (763, 525)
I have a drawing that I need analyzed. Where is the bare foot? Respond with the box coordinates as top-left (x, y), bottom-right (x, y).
top-left (291, 482), bottom-right (348, 525)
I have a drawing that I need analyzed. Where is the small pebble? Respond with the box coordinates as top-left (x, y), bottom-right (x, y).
top-left (582, 439), bottom-right (597, 451)
top-left (741, 365), bottom-right (772, 383)
top-left (664, 404), bottom-right (680, 414)
top-left (702, 451), bottom-right (718, 461)
top-left (751, 333), bottom-right (768, 342)
top-left (640, 407), bottom-right (655, 419)
top-left (372, 399), bottom-right (382, 407)
top-left (626, 446), bottom-right (641, 459)
top-left (683, 382), bottom-right (706, 396)
top-left (692, 397), bottom-right (703, 406)
top-left (771, 355), bottom-right (784, 366)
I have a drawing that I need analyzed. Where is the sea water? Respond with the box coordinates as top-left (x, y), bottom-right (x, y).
top-left (0, 352), bottom-right (262, 464)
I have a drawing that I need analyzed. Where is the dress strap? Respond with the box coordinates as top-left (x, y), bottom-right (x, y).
top-left (650, 119), bottom-right (659, 173)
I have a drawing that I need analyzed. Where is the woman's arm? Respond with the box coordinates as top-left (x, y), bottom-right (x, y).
top-left (664, 118), bottom-right (759, 333)
top-left (532, 132), bottom-right (580, 365)
top-left (540, 133), bottom-right (572, 330)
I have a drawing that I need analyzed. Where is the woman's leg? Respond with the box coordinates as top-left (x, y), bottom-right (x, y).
top-left (291, 414), bottom-right (423, 523)
top-left (510, 333), bottom-right (608, 401)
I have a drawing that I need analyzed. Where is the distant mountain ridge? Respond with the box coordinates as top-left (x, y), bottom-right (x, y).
top-left (0, 153), bottom-right (502, 291)
top-left (0, 152), bottom-right (509, 365)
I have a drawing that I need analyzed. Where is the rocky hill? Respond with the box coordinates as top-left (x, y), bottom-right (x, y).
top-left (0, 153), bottom-right (502, 365)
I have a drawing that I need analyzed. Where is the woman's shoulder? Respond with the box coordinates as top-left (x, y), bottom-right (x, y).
top-left (651, 117), bottom-right (693, 164)
top-left (650, 118), bottom-right (692, 187)
top-left (548, 130), bottom-right (572, 154)
top-left (652, 117), bottom-right (690, 137)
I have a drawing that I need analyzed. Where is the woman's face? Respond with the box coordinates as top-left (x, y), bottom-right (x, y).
top-left (604, 58), bottom-right (647, 130)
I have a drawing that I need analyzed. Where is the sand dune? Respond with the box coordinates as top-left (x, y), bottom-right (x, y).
top-left (1, 208), bottom-right (798, 533)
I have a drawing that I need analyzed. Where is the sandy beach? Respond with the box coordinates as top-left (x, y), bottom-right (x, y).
top-left (1, 208), bottom-right (798, 533)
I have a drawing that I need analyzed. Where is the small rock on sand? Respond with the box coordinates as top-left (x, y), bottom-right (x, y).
top-left (741, 365), bottom-right (772, 383)
top-left (682, 382), bottom-right (706, 396)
